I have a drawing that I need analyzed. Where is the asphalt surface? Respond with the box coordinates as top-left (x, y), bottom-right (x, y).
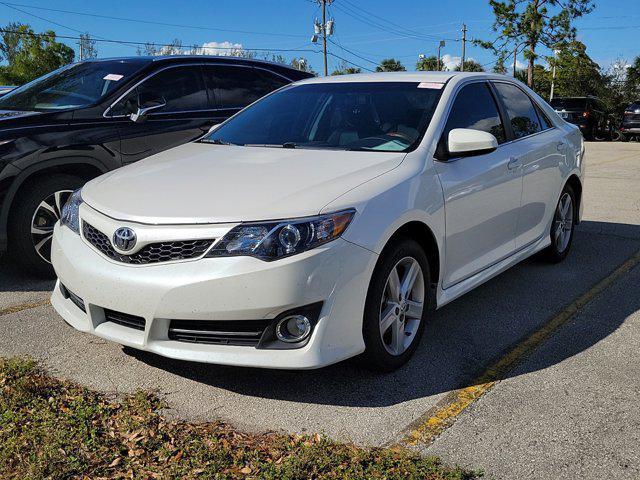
top-left (1, 142), bottom-right (639, 475)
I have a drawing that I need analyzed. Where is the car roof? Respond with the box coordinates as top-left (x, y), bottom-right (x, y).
top-left (293, 71), bottom-right (516, 85)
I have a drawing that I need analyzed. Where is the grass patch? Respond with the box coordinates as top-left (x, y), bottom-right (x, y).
top-left (0, 356), bottom-right (480, 479)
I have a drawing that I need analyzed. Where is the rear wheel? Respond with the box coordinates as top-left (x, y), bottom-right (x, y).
top-left (8, 174), bottom-right (86, 277)
top-left (361, 238), bottom-right (430, 372)
top-left (543, 184), bottom-right (576, 263)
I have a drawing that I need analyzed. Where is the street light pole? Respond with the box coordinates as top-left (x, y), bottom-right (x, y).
top-left (460, 24), bottom-right (467, 72)
top-left (438, 40), bottom-right (445, 71)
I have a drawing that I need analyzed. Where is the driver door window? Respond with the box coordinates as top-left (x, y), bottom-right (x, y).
top-left (111, 66), bottom-right (207, 116)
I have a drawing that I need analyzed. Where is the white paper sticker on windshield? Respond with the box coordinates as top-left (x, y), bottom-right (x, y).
top-left (103, 74), bottom-right (124, 81)
top-left (417, 82), bottom-right (444, 89)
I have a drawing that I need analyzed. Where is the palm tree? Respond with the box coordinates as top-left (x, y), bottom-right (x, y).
top-left (376, 58), bottom-right (406, 72)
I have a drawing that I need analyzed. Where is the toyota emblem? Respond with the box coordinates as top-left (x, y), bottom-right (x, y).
top-left (113, 227), bottom-right (137, 251)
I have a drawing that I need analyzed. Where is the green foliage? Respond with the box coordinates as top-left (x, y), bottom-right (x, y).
top-left (416, 55), bottom-right (444, 71)
top-left (0, 356), bottom-right (480, 479)
top-left (483, 0), bottom-right (595, 87)
top-left (331, 67), bottom-right (362, 75)
top-left (454, 60), bottom-right (485, 72)
top-left (624, 56), bottom-right (640, 102)
top-left (376, 58), bottom-right (406, 72)
top-left (0, 23), bottom-right (74, 85)
top-left (291, 57), bottom-right (316, 74)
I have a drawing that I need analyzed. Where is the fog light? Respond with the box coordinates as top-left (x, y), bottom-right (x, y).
top-left (275, 315), bottom-right (311, 343)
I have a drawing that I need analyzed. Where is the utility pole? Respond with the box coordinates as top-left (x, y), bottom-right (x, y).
top-left (321, 0), bottom-right (328, 76)
top-left (460, 23), bottom-right (467, 72)
top-left (78, 39), bottom-right (84, 61)
top-left (312, 0), bottom-right (333, 76)
top-left (513, 43), bottom-right (518, 77)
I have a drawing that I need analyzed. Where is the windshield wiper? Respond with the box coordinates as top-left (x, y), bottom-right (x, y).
top-left (203, 138), bottom-right (240, 146)
top-left (244, 142), bottom-right (298, 149)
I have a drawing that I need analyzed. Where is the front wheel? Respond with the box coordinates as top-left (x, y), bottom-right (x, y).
top-left (543, 184), bottom-right (576, 263)
top-left (361, 238), bottom-right (430, 372)
top-left (8, 174), bottom-right (86, 277)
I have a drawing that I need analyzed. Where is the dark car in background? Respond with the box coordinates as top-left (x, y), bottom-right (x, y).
top-left (0, 86), bottom-right (15, 98)
top-left (618, 101), bottom-right (640, 141)
top-left (550, 96), bottom-right (610, 140)
top-left (0, 56), bottom-right (313, 276)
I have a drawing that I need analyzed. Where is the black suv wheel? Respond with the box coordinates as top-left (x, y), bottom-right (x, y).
top-left (8, 174), bottom-right (86, 277)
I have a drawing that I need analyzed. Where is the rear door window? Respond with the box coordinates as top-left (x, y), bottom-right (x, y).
top-left (442, 82), bottom-right (506, 145)
top-left (493, 82), bottom-right (541, 139)
top-left (203, 65), bottom-right (288, 109)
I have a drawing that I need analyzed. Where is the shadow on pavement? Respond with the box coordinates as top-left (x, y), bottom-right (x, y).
top-left (123, 220), bottom-right (640, 408)
top-left (0, 257), bottom-right (54, 293)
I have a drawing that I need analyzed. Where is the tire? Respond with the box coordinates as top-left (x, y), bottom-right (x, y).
top-left (8, 174), bottom-right (86, 277)
top-left (360, 237), bottom-right (431, 372)
top-left (543, 184), bottom-right (576, 263)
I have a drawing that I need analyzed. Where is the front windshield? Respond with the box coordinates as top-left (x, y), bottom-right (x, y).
top-left (0, 60), bottom-right (147, 111)
top-left (203, 82), bottom-right (443, 152)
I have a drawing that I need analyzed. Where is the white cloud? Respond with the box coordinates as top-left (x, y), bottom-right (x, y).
top-left (197, 41), bottom-right (244, 56)
top-left (440, 53), bottom-right (477, 71)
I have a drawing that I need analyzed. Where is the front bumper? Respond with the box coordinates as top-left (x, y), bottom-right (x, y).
top-left (51, 221), bottom-right (376, 369)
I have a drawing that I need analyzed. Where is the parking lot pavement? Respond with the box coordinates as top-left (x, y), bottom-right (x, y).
top-left (0, 143), bottom-right (639, 449)
top-left (425, 259), bottom-right (640, 480)
top-left (0, 260), bottom-right (53, 311)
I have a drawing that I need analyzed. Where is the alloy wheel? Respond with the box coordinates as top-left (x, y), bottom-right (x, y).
top-left (553, 192), bottom-right (574, 254)
top-left (379, 256), bottom-right (425, 356)
top-left (30, 189), bottom-right (73, 263)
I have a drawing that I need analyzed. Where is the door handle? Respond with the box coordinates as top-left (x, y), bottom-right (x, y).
top-left (507, 157), bottom-right (521, 170)
top-left (556, 141), bottom-right (566, 152)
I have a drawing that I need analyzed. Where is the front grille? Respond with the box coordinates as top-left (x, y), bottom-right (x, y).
top-left (104, 309), bottom-right (146, 331)
top-left (60, 283), bottom-right (86, 312)
top-left (82, 222), bottom-right (214, 265)
top-left (168, 319), bottom-right (269, 346)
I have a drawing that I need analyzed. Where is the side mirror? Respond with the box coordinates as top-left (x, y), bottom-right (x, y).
top-left (447, 128), bottom-right (498, 157)
top-left (207, 123), bottom-right (221, 134)
top-left (129, 96), bottom-right (166, 123)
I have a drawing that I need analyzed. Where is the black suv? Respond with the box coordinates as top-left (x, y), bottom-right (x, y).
top-left (550, 96), bottom-right (610, 140)
top-left (0, 56), bottom-right (312, 275)
top-left (619, 101), bottom-right (640, 141)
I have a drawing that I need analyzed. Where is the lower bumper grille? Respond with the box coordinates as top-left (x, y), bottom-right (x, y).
top-left (60, 284), bottom-right (86, 312)
top-left (104, 309), bottom-right (146, 331)
top-left (168, 319), bottom-right (269, 346)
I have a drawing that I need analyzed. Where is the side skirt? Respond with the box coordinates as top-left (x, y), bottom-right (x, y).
top-left (435, 234), bottom-right (551, 309)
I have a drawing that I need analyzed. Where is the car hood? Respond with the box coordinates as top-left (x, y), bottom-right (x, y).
top-left (82, 142), bottom-right (406, 224)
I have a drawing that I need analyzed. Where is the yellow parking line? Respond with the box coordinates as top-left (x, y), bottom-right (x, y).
top-left (401, 248), bottom-right (640, 447)
top-left (0, 299), bottom-right (50, 317)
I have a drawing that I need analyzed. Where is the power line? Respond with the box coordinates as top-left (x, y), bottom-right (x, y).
top-left (326, 51), bottom-right (375, 72)
top-left (0, 28), bottom-right (321, 54)
top-left (331, 1), bottom-right (457, 43)
top-left (0, 1), bottom-right (308, 38)
top-left (327, 38), bottom-right (377, 65)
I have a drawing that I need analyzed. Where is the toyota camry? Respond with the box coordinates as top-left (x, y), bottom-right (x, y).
top-left (50, 72), bottom-right (584, 371)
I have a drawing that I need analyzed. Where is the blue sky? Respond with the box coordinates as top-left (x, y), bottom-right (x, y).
top-left (0, 0), bottom-right (637, 73)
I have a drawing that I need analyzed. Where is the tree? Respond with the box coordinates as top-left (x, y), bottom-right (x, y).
top-left (481, 0), bottom-right (595, 87)
top-left (454, 60), bottom-right (485, 72)
top-left (551, 40), bottom-right (602, 97)
top-left (0, 23), bottom-right (74, 84)
top-left (492, 52), bottom-right (508, 74)
top-left (78, 33), bottom-right (97, 60)
top-left (416, 55), bottom-right (443, 71)
top-left (291, 57), bottom-right (315, 73)
top-left (331, 66), bottom-right (361, 75)
top-left (625, 56), bottom-right (640, 102)
top-left (376, 58), bottom-right (405, 72)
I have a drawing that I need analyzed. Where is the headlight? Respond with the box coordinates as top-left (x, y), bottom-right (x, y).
top-left (60, 189), bottom-right (83, 234)
top-left (206, 209), bottom-right (355, 261)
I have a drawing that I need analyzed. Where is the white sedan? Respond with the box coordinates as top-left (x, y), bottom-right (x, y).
top-left (51, 72), bottom-right (584, 371)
